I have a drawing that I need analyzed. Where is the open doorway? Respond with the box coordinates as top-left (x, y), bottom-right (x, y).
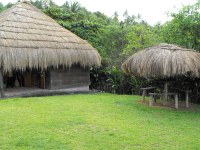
top-left (4, 70), bottom-right (46, 89)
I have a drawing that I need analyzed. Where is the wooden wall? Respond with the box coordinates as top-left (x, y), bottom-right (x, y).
top-left (45, 67), bottom-right (90, 90)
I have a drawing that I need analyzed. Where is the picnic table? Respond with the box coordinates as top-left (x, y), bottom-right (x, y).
top-left (171, 88), bottom-right (191, 108)
top-left (140, 86), bottom-right (191, 109)
top-left (140, 87), bottom-right (155, 102)
top-left (149, 93), bottom-right (178, 109)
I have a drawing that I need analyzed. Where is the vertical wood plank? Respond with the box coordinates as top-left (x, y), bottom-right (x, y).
top-left (186, 91), bottom-right (189, 108)
top-left (40, 72), bottom-right (45, 89)
top-left (163, 82), bottom-right (168, 102)
top-left (142, 90), bottom-right (146, 102)
top-left (0, 68), bottom-right (4, 98)
top-left (149, 95), bottom-right (153, 107)
top-left (175, 94), bottom-right (178, 109)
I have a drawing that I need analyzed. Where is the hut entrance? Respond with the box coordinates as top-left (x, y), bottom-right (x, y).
top-left (4, 70), bottom-right (45, 89)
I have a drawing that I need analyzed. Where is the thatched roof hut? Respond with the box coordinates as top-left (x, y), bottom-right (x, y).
top-left (122, 43), bottom-right (200, 78)
top-left (0, 1), bottom-right (101, 96)
top-left (0, 1), bottom-right (101, 72)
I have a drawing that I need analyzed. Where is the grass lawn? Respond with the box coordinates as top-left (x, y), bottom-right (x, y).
top-left (0, 94), bottom-right (200, 150)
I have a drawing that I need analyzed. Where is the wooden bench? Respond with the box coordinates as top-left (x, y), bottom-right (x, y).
top-left (140, 87), bottom-right (155, 102)
top-left (149, 93), bottom-right (179, 109)
top-left (171, 88), bottom-right (191, 108)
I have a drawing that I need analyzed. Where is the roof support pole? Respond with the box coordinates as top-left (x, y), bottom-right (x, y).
top-left (142, 89), bottom-right (146, 102)
top-left (149, 95), bottom-right (153, 107)
top-left (186, 90), bottom-right (189, 108)
top-left (0, 68), bottom-right (4, 98)
top-left (163, 82), bottom-right (168, 105)
top-left (175, 94), bottom-right (178, 109)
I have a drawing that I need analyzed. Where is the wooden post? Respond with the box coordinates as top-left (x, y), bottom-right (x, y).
top-left (175, 94), bottom-right (178, 109)
top-left (142, 90), bottom-right (146, 102)
top-left (186, 91), bottom-right (189, 108)
top-left (40, 71), bottom-right (46, 89)
top-left (163, 82), bottom-right (168, 105)
top-left (154, 96), bottom-right (157, 103)
top-left (44, 72), bottom-right (45, 89)
top-left (0, 68), bottom-right (4, 98)
top-left (160, 94), bottom-right (163, 101)
top-left (149, 95), bottom-right (153, 107)
top-left (164, 82), bottom-right (168, 101)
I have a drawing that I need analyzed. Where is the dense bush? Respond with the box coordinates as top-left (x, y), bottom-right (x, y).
top-left (90, 65), bottom-right (150, 95)
top-left (90, 65), bottom-right (200, 103)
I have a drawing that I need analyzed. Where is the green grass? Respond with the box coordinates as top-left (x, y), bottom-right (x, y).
top-left (1, 93), bottom-right (200, 150)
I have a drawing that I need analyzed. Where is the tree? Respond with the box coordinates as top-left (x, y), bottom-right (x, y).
top-left (123, 24), bottom-right (161, 55)
top-left (161, 1), bottom-right (200, 50)
top-left (5, 2), bottom-right (13, 9)
top-left (31, 0), bottom-right (56, 9)
top-left (97, 24), bottom-right (129, 66)
top-left (63, 1), bottom-right (81, 13)
top-left (123, 10), bottom-right (137, 26)
top-left (0, 3), bottom-right (4, 13)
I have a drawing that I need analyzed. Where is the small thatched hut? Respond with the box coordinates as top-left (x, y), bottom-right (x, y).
top-left (122, 43), bottom-right (200, 77)
top-left (0, 1), bottom-right (101, 96)
top-left (122, 43), bottom-right (200, 108)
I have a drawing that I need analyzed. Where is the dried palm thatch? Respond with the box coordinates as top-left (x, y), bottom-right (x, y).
top-left (0, 1), bottom-right (101, 72)
top-left (122, 43), bottom-right (200, 78)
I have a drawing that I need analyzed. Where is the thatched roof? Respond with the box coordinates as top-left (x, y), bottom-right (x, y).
top-left (122, 43), bottom-right (200, 78)
top-left (0, 1), bottom-right (101, 72)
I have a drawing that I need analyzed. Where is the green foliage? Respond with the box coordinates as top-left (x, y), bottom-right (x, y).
top-left (97, 24), bottom-right (128, 65)
top-left (43, 6), bottom-right (72, 21)
top-left (106, 66), bottom-right (122, 93)
top-left (161, 1), bottom-right (200, 50)
top-left (67, 20), bottom-right (102, 44)
top-left (30, 0), bottom-right (56, 9)
top-left (30, 0), bottom-right (43, 9)
top-left (90, 65), bottom-right (149, 94)
top-left (123, 24), bottom-right (161, 55)
top-left (5, 2), bottom-right (14, 9)
top-left (62, 1), bottom-right (81, 13)
top-left (0, 2), bottom-right (4, 13)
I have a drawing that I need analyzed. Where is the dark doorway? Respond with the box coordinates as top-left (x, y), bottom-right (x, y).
top-left (4, 70), bottom-right (46, 89)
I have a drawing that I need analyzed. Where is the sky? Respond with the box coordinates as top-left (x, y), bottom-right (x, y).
top-left (0, 0), bottom-right (197, 25)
